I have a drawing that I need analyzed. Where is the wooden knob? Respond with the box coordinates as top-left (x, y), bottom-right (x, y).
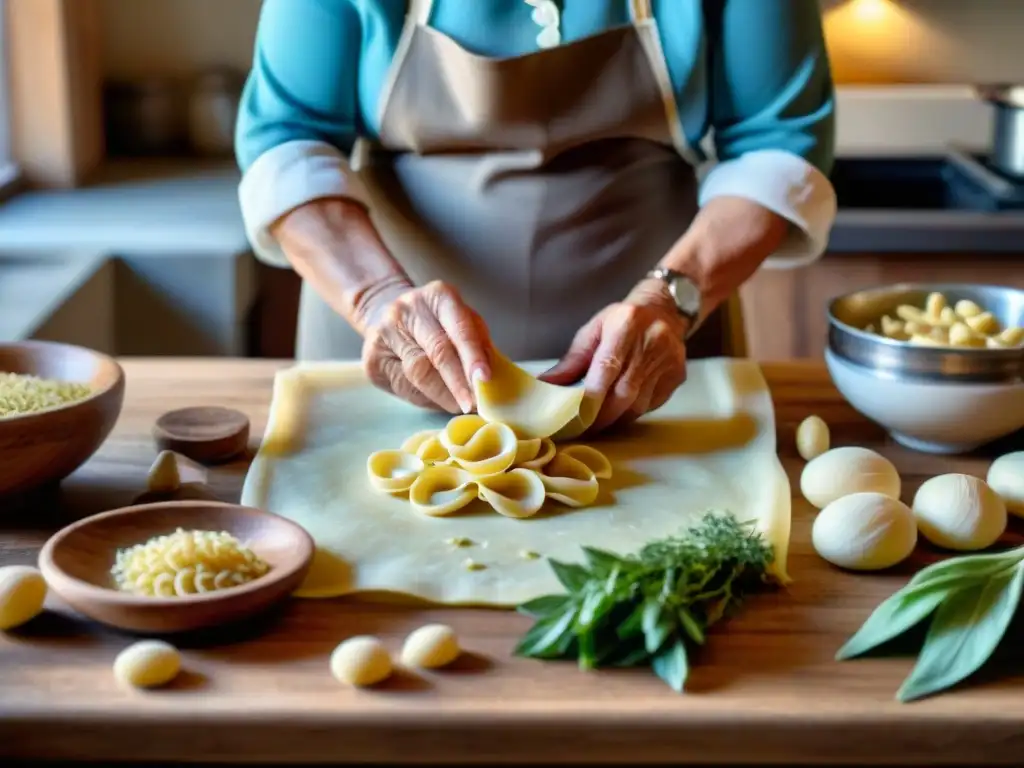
top-left (152, 406), bottom-right (250, 465)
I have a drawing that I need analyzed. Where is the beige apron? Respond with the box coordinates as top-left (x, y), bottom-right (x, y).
top-left (295, 0), bottom-right (728, 362)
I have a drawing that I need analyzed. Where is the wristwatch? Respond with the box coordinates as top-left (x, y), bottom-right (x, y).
top-left (645, 267), bottom-right (702, 339)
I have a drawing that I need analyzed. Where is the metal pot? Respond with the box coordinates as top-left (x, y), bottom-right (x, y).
top-left (976, 84), bottom-right (1024, 178)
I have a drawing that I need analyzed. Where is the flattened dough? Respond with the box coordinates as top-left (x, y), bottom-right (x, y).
top-left (474, 350), bottom-right (602, 440)
top-left (241, 358), bottom-right (792, 606)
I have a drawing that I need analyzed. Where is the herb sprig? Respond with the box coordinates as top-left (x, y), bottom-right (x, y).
top-left (837, 545), bottom-right (1024, 702)
top-left (513, 512), bottom-right (776, 692)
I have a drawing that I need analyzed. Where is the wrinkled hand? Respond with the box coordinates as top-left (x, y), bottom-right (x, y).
top-left (540, 286), bottom-right (690, 433)
top-left (361, 280), bottom-right (492, 414)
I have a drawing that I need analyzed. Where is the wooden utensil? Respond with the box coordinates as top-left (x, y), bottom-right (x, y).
top-left (0, 341), bottom-right (125, 499)
top-left (38, 501), bottom-right (315, 634)
top-left (152, 406), bottom-right (250, 464)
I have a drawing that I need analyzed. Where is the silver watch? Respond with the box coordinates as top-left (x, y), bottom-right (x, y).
top-left (645, 267), bottom-right (702, 338)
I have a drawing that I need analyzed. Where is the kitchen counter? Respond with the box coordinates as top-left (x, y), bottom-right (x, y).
top-left (2, 359), bottom-right (1023, 765)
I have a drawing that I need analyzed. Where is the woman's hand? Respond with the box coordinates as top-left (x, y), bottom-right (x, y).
top-left (361, 280), bottom-right (493, 414)
top-left (539, 283), bottom-right (690, 433)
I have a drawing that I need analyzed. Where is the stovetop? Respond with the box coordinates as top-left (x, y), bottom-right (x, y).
top-left (832, 146), bottom-right (1024, 213)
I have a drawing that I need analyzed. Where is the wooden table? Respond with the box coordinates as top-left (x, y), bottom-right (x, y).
top-left (2, 359), bottom-right (1023, 765)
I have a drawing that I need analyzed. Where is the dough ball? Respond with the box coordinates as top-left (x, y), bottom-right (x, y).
top-left (0, 565), bottom-right (47, 631)
top-left (812, 492), bottom-right (917, 571)
top-left (400, 624), bottom-right (461, 669)
top-left (330, 635), bottom-right (393, 687)
top-left (800, 446), bottom-right (901, 510)
top-left (987, 451), bottom-right (1024, 517)
top-left (113, 640), bottom-right (182, 689)
top-left (796, 415), bottom-right (830, 461)
top-left (912, 473), bottom-right (1007, 551)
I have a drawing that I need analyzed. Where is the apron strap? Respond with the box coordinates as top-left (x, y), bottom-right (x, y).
top-left (377, 0), bottom-right (435, 128)
top-left (629, 0), bottom-right (653, 22)
top-left (409, 0), bottom-right (434, 26)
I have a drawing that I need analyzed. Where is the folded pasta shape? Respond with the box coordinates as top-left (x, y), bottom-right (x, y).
top-left (538, 453), bottom-right (601, 507)
top-left (409, 466), bottom-right (479, 517)
top-left (475, 468), bottom-right (547, 519)
top-left (439, 414), bottom-right (519, 476)
top-left (366, 449), bottom-right (426, 493)
top-left (558, 444), bottom-right (613, 479)
top-left (515, 437), bottom-right (556, 470)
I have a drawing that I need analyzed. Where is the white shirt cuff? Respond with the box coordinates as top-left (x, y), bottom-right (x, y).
top-left (238, 140), bottom-right (370, 268)
top-left (698, 149), bottom-right (837, 269)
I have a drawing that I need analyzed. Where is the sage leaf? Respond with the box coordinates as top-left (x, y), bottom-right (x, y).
top-left (514, 607), bottom-right (577, 658)
top-left (517, 594), bottom-right (570, 619)
top-left (678, 608), bottom-right (706, 645)
top-left (548, 559), bottom-right (590, 593)
top-left (836, 580), bottom-right (954, 661)
top-left (581, 546), bottom-right (622, 576)
top-left (896, 564), bottom-right (1024, 703)
top-left (908, 547), bottom-right (1024, 589)
top-left (617, 602), bottom-right (645, 640)
top-left (651, 638), bottom-right (689, 692)
top-left (577, 588), bottom-right (611, 628)
top-left (641, 599), bottom-right (673, 653)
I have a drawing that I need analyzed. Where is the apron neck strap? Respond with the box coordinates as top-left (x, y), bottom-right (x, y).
top-left (408, 0), bottom-right (434, 26)
top-left (629, 0), bottom-right (653, 22)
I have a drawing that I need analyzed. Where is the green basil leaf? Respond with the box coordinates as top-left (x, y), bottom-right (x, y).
top-left (651, 638), bottom-right (689, 693)
top-left (581, 546), bottom-right (622, 576)
top-left (897, 564), bottom-right (1024, 703)
top-left (642, 599), bottom-right (674, 654)
top-left (616, 602), bottom-right (645, 640)
top-left (514, 608), bottom-right (577, 659)
top-left (908, 548), bottom-right (1024, 589)
top-left (835, 581), bottom-right (953, 661)
top-left (678, 608), bottom-right (706, 645)
top-left (548, 559), bottom-right (590, 593)
top-left (517, 594), bottom-right (571, 619)
top-left (577, 588), bottom-right (612, 629)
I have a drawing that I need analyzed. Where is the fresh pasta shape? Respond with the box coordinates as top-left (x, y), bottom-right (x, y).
top-left (559, 444), bottom-right (613, 479)
top-left (475, 468), bottom-right (547, 519)
top-left (538, 453), bottom-right (601, 507)
top-left (473, 349), bottom-right (603, 440)
top-left (111, 528), bottom-right (270, 598)
top-left (439, 415), bottom-right (518, 475)
top-left (867, 291), bottom-right (1022, 349)
top-left (408, 466), bottom-right (478, 517)
top-left (366, 450), bottom-right (426, 493)
top-left (516, 437), bottom-right (556, 470)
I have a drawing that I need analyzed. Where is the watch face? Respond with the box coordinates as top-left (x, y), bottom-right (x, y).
top-left (669, 275), bottom-right (701, 317)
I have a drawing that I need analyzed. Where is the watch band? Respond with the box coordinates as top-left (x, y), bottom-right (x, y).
top-left (645, 267), bottom-right (702, 340)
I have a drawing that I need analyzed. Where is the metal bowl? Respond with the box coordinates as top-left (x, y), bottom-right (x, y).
top-left (827, 283), bottom-right (1024, 383)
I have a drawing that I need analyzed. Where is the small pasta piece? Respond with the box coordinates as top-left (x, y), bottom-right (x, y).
top-left (924, 291), bottom-right (946, 320)
top-left (895, 304), bottom-right (929, 324)
top-left (954, 299), bottom-right (982, 319)
top-left (997, 326), bottom-right (1024, 347)
top-left (909, 333), bottom-right (941, 347)
top-left (903, 320), bottom-right (931, 336)
top-left (879, 315), bottom-right (905, 339)
top-left (965, 311), bottom-right (1000, 335)
top-left (949, 322), bottom-right (986, 348)
top-left (937, 306), bottom-right (958, 326)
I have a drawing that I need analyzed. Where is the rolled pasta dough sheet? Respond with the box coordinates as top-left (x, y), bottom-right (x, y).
top-left (240, 358), bottom-right (791, 606)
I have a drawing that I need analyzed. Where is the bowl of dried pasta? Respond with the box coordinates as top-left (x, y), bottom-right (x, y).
top-left (0, 340), bottom-right (125, 498)
top-left (825, 283), bottom-right (1024, 454)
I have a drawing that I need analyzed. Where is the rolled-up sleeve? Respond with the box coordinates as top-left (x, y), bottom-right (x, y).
top-left (235, 0), bottom-right (368, 268)
top-left (700, 0), bottom-right (837, 268)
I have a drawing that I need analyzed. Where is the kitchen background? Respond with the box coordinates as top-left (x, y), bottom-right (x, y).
top-left (3, 0), bottom-right (1024, 361)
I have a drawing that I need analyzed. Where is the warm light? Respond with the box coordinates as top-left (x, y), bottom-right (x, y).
top-left (850, 0), bottom-right (889, 23)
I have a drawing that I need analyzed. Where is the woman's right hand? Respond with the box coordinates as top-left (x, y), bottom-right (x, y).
top-left (361, 280), bottom-right (493, 414)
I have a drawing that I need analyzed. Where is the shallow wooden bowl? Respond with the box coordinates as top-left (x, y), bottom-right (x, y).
top-left (38, 500), bottom-right (315, 634)
top-left (0, 340), bottom-right (125, 498)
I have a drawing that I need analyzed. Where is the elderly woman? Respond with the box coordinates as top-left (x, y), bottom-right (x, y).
top-left (236, 0), bottom-right (836, 432)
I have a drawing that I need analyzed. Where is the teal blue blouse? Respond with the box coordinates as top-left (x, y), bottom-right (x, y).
top-left (235, 0), bottom-right (835, 175)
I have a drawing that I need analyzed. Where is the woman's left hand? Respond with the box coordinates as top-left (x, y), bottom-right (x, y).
top-left (539, 284), bottom-right (691, 433)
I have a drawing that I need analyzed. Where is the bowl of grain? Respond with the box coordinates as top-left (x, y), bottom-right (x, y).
top-left (0, 341), bottom-right (125, 498)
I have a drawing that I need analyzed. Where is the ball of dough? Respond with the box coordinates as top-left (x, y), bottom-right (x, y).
top-left (987, 451), bottom-right (1024, 517)
top-left (400, 624), bottom-right (461, 669)
top-left (330, 636), bottom-right (393, 687)
top-left (812, 492), bottom-right (917, 571)
top-left (796, 415), bottom-right (830, 461)
top-left (0, 565), bottom-right (47, 631)
top-left (912, 473), bottom-right (1007, 551)
top-left (113, 640), bottom-right (182, 689)
top-left (800, 446), bottom-right (901, 510)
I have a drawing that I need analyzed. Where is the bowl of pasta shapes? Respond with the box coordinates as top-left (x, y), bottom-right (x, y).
top-left (0, 341), bottom-right (125, 499)
top-left (826, 283), bottom-right (1024, 454)
top-left (38, 500), bottom-right (315, 633)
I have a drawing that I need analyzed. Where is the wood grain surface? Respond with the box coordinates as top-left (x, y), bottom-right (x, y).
top-left (1, 358), bottom-right (1023, 765)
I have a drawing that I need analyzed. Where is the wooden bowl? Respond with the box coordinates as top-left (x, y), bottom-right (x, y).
top-left (38, 501), bottom-right (315, 634)
top-left (0, 341), bottom-right (125, 498)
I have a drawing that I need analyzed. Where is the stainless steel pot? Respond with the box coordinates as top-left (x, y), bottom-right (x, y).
top-left (977, 84), bottom-right (1024, 178)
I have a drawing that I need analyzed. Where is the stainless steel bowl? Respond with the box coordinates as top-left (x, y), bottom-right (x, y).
top-left (827, 283), bottom-right (1024, 383)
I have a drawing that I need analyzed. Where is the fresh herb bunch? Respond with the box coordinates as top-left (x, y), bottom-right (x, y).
top-left (837, 544), bottom-right (1024, 702)
top-left (513, 511), bottom-right (776, 692)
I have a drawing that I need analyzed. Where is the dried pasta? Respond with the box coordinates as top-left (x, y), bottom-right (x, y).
top-left (0, 372), bottom-right (92, 418)
top-left (366, 413), bottom-right (612, 520)
top-left (111, 528), bottom-right (271, 597)
top-left (863, 291), bottom-right (1023, 349)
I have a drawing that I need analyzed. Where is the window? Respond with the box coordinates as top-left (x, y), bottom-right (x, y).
top-left (0, 0), bottom-right (18, 191)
